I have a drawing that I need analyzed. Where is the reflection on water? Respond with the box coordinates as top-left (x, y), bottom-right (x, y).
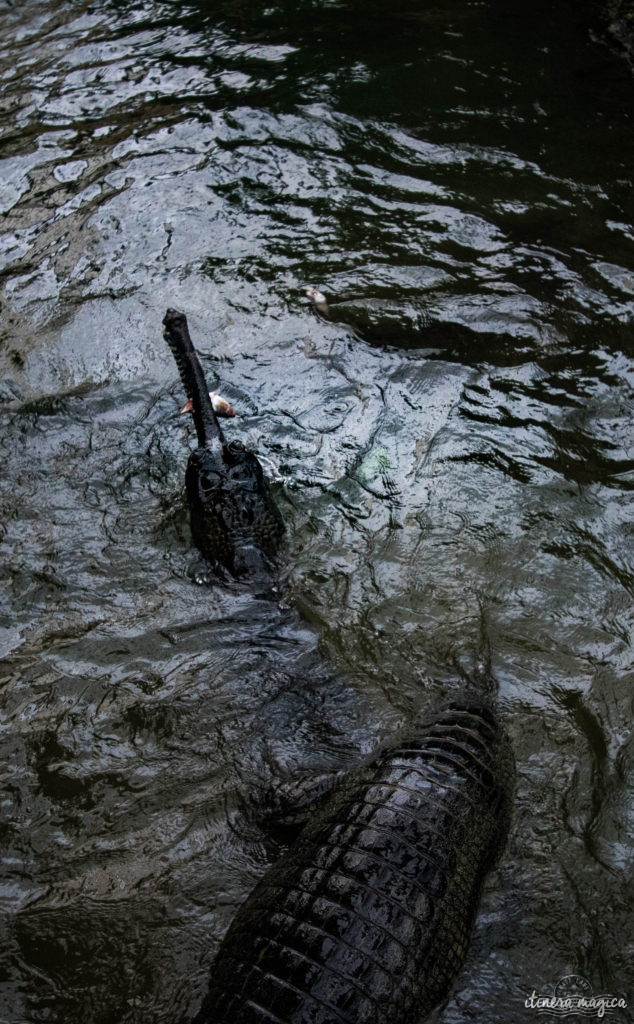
top-left (0, 1), bottom-right (633, 1021)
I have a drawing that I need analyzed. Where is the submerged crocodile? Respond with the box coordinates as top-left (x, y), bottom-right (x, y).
top-left (193, 694), bottom-right (514, 1024)
top-left (163, 308), bottom-right (284, 576)
top-left (163, 308), bottom-right (514, 1022)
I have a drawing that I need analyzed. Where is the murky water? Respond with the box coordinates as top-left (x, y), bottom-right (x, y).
top-left (1, 1), bottom-right (633, 1021)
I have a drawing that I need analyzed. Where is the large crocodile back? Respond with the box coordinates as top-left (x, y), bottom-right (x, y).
top-left (194, 699), bottom-right (514, 1024)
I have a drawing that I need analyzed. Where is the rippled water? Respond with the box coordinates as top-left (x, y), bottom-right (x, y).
top-left (1, 1), bottom-right (633, 1021)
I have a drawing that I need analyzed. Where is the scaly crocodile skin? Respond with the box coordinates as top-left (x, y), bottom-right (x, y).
top-left (163, 308), bottom-right (284, 575)
top-left (193, 699), bottom-right (514, 1024)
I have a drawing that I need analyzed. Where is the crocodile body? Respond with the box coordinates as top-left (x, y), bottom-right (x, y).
top-left (163, 308), bottom-right (284, 575)
top-left (193, 697), bottom-right (514, 1024)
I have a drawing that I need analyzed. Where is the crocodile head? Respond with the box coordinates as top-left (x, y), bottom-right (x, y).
top-left (163, 308), bottom-right (284, 577)
top-left (185, 440), bottom-right (284, 576)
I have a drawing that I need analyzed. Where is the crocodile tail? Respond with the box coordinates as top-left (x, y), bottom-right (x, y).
top-left (163, 308), bottom-right (224, 450)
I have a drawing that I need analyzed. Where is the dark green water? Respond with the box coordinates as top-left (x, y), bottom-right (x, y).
top-left (0, 1), bottom-right (633, 1022)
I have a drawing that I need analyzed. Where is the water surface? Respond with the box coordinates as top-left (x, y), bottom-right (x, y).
top-left (0, 1), bottom-right (633, 1021)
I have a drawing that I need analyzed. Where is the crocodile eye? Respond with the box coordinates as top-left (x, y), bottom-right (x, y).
top-left (200, 474), bottom-right (219, 494)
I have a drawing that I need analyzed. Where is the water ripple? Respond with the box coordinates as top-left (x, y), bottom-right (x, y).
top-left (1, 0), bottom-right (633, 1021)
